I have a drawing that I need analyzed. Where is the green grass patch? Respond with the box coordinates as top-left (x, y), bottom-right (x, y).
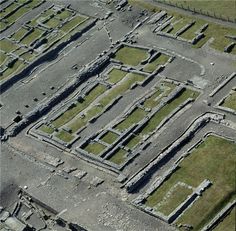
top-left (83, 142), bottom-right (106, 155)
top-left (86, 105), bottom-right (104, 118)
top-left (200, 23), bottom-right (236, 52)
top-left (99, 72), bottom-right (146, 107)
top-left (39, 124), bottom-right (54, 134)
top-left (143, 53), bottom-right (170, 72)
top-left (40, 9), bottom-right (55, 18)
top-left (181, 20), bottom-right (206, 40)
top-left (61, 15), bottom-right (87, 33)
top-left (30, 9), bottom-right (55, 26)
top-left (14, 47), bottom-right (27, 56)
top-left (21, 28), bottom-right (44, 46)
top-left (143, 82), bottom-right (176, 108)
top-left (115, 107), bottom-right (147, 132)
top-left (100, 131), bottom-right (119, 144)
top-left (6, 7), bottom-right (28, 22)
top-left (107, 68), bottom-right (128, 84)
top-left (221, 90), bottom-right (236, 111)
top-left (66, 104), bottom-right (103, 133)
top-left (157, 0), bottom-right (236, 22)
top-left (67, 117), bottom-right (87, 133)
top-left (128, 0), bottom-right (236, 53)
top-left (128, 0), bottom-right (161, 12)
top-left (114, 46), bottom-right (149, 66)
top-left (147, 183), bottom-right (193, 216)
top-left (0, 59), bottom-right (26, 80)
top-left (124, 134), bottom-right (141, 149)
top-left (57, 10), bottom-right (72, 20)
top-left (52, 84), bottom-right (107, 128)
top-left (11, 28), bottom-right (28, 41)
top-left (145, 135), bottom-right (236, 230)
top-left (45, 17), bottom-right (61, 28)
top-left (140, 89), bottom-right (199, 135)
top-left (107, 148), bottom-right (127, 165)
top-left (214, 207), bottom-right (236, 231)
top-left (3, 2), bottom-right (18, 15)
top-left (43, 31), bottom-right (64, 49)
top-left (0, 39), bottom-right (19, 53)
top-left (0, 21), bottom-right (7, 31)
top-left (66, 73), bottom-right (145, 133)
top-left (20, 51), bottom-right (37, 62)
top-left (0, 52), bottom-right (9, 66)
top-left (26, 0), bottom-right (43, 9)
top-left (55, 130), bottom-right (74, 143)
top-left (169, 18), bottom-right (192, 35)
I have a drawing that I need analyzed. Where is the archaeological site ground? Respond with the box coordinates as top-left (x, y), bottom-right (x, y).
top-left (0, 0), bottom-right (236, 231)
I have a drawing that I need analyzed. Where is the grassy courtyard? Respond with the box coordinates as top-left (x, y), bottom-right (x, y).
top-left (100, 131), bottom-right (119, 144)
top-left (140, 88), bottom-right (199, 135)
top-left (124, 135), bottom-right (141, 149)
top-left (128, 0), bottom-right (236, 54)
top-left (55, 130), bottom-right (74, 143)
top-left (0, 39), bottom-right (19, 53)
top-left (147, 183), bottom-right (193, 216)
top-left (66, 72), bottom-right (146, 133)
top-left (115, 107), bottom-right (147, 132)
top-left (143, 53), bottom-right (170, 73)
top-left (11, 28), bottom-right (28, 41)
top-left (169, 18), bottom-right (191, 35)
top-left (107, 148), bottom-right (127, 165)
top-left (214, 207), bottom-right (236, 231)
top-left (145, 135), bottom-right (236, 230)
top-left (144, 82), bottom-right (176, 108)
top-left (221, 90), bottom-right (236, 111)
top-left (1, 59), bottom-right (26, 81)
top-left (1, 3), bottom-right (92, 83)
top-left (107, 68), bottom-right (128, 84)
top-left (52, 84), bottom-right (107, 128)
top-left (61, 15), bottom-right (87, 33)
top-left (83, 142), bottom-right (106, 155)
top-left (21, 28), bottom-right (44, 46)
top-left (157, 0), bottom-right (236, 22)
top-left (6, 7), bottom-right (29, 23)
top-left (115, 81), bottom-right (177, 133)
top-left (114, 46), bottom-right (149, 66)
top-left (39, 125), bottom-right (54, 134)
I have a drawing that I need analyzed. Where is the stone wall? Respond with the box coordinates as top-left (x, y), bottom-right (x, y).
top-left (8, 54), bottom-right (110, 137)
top-left (125, 112), bottom-right (224, 192)
top-left (0, 18), bottom-right (97, 92)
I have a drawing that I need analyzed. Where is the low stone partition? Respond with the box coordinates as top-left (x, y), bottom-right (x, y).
top-left (175, 21), bottom-right (195, 37)
top-left (74, 146), bottom-right (120, 175)
top-left (217, 105), bottom-right (236, 115)
top-left (0, 18), bottom-right (97, 92)
top-left (141, 66), bottom-right (165, 86)
top-left (224, 42), bottom-right (235, 53)
top-left (215, 87), bottom-right (236, 115)
top-left (2, 0), bottom-right (31, 19)
top-left (201, 200), bottom-right (236, 231)
top-left (49, 81), bottom-right (103, 123)
top-left (154, 16), bottom-right (173, 33)
top-left (191, 33), bottom-right (205, 45)
top-left (73, 80), bottom-right (197, 171)
top-left (148, 11), bottom-right (167, 24)
top-left (133, 177), bottom-right (211, 224)
top-left (8, 54), bottom-right (110, 137)
top-left (167, 179), bottom-right (211, 223)
top-left (209, 72), bottom-right (236, 97)
top-left (125, 112), bottom-right (224, 192)
top-left (196, 23), bottom-right (209, 34)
